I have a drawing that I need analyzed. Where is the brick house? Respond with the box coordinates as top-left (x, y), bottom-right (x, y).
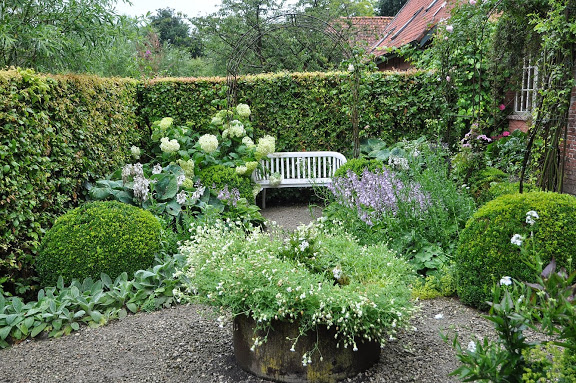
top-left (365, 0), bottom-right (576, 194)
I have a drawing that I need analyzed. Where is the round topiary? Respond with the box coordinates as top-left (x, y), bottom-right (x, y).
top-left (36, 201), bottom-right (162, 287)
top-left (333, 158), bottom-right (384, 179)
top-left (455, 191), bottom-right (576, 310)
top-left (198, 164), bottom-right (254, 202)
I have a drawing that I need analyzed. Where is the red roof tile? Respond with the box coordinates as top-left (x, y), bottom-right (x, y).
top-left (335, 16), bottom-right (394, 49)
top-left (371, 0), bottom-right (455, 56)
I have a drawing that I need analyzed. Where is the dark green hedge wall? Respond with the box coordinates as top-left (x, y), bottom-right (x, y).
top-left (0, 69), bottom-right (142, 292)
top-left (137, 70), bottom-right (443, 155)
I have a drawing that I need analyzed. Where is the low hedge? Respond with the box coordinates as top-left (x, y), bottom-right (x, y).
top-left (455, 191), bottom-right (576, 310)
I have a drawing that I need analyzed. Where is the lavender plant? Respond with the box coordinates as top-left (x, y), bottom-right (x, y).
top-left (324, 138), bottom-right (475, 275)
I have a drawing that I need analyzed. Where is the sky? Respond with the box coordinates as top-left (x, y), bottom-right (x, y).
top-left (114, 0), bottom-right (223, 18)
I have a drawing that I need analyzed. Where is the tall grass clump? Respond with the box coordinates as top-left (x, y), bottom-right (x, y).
top-left (323, 139), bottom-right (476, 276)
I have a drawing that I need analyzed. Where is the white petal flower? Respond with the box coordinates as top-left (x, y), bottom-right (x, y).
top-left (467, 341), bottom-right (477, 353)
top-left (152, 164), bottom-right (163, 175)
top-left (500, 276), bottom-right (512, 286)
top-left (198, 134), bottom-right (219, 153)
top-left (511, 234), bottom-right (524, 246)
top-left (526, 210), bottom-right (539, 226)
top-left (130, 145), bottom-right (141, 159)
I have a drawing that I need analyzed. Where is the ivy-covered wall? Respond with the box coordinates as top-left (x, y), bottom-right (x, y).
top-left (137, 70), bottom-right (444, 154)
top-left (0, 69), bottom-right (142, 292)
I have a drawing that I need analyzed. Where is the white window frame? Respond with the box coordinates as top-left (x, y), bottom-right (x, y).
top-left (514, 57), bottom-right (538, 114)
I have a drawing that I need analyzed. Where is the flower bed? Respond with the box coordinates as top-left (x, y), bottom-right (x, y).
top-left (178, 220), bottom-right (417, 361)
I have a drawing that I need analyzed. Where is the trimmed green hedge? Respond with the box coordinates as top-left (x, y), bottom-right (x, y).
top-left (0, 69), bottom-right (142, 293)
top-left (36, 201), bottom-right (161, 287)
top-left (137, 70), bottom-right (444, 154)
top-left (455, 191), bottom-right (576, 310)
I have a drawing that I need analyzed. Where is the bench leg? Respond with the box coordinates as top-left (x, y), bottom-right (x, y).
top-left (262, 188), bottom-right (266, 209)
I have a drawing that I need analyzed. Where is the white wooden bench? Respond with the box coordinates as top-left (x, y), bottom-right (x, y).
top-left (252, 151), bottom-right (347, 208)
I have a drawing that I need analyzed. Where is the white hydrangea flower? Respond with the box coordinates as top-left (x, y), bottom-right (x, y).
top-left (269, 172), bottom-right (282, 187)
top-left (130, 145), bottom-right (141, 159)
top-left (242, 136), bottom-right (255, 148)
top-left (256, 135), bottom-right (276, 157)
top-left (211, 116), bottom-right (223, 126)
top-left (235, 165), bottom-right (247, 175)
top-left (526, 210), bottom-right (539, 226)
top-left (198, 134), bottom-right (219, 153)
top-left (236, 103), bottom-right (251, 118)
top-left (500, 276), bottom-right (512, 286)
top-left (511, 234), bottom-right (524, 247)
top-left (228, 120), bottom-right (245, 138)
top-left (158, 117), bottom-right (173, 130)
top-left (160, 137), bottom-right (180, 153)
top-left (245, 161), bottom-right (258, 174)
top-left (177, 159), bottom-right (195, 178)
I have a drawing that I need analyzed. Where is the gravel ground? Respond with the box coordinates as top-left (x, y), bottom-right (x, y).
top-left (0, 205), bottom-right (499, 383)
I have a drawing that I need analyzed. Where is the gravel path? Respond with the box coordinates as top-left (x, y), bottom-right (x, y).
top-left (0, 205), bottom-right (497, 383)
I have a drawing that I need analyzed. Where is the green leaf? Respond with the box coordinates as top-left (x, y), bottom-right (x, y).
top-left (154, 175), bottom-right (178, 200)
top-left (90, 311), bottom-right (103, 323)
top-left (70, 322), bottom-right (80, 331)
top-left (118, 308), bottom-right (128, 320)
top-left (30, 322), bottom-right (47, 338)
top-left (89, 187), bottom-right (113, 200)
top-left (0, 326), bottom-right (12, 340)
top-left (126, 303), bottom-right (138, 313)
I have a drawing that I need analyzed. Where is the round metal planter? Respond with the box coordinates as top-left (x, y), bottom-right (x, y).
top-left (233, 315), bottom-right (381, 383)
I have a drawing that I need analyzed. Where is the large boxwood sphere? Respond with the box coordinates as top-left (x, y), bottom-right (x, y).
top-left (455, 191), bottom-right (576, 310)
top-left (36, 201), bottom-right (162, 287)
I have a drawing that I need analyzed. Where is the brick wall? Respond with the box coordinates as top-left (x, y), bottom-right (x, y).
top-left (563, 83), bottom-right (576, 195)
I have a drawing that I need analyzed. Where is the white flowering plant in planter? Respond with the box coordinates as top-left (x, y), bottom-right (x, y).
top-left (177, 219), bottom-right (417, 359)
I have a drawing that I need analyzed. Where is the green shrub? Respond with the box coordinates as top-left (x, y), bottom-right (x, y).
top-left (477, 181), bottom-right (540, 206)
top-left (333, 158), bottom-right (384, 178)
top-left (468, 167), bottom-right (508, 201)
top-left (36, 201), bottom-right (161, 287)
top-left (455, 191), bottom-right (576, 309)
top-left (198, 165), bottom-right (254, 202)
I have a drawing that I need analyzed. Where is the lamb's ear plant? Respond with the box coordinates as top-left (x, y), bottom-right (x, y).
top-left (0, 254), bottom-right (187, 349)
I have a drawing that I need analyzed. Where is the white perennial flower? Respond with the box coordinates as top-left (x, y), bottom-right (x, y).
top-left (236, 103), bottom-right (251, 118)
top-left (198, 134), bottom-right (218, 153)
top-left (211, 116), bottom-right (223, 126)
top-left (500, 276), bottom-right (513, 286)
top-left (133, 176), bottom-right (151, 202)
top-left (228, 120), bottom-right (246, 138)
top-left (160, 137), bottom-right (180, 153)
top-left (242, 136), bottom-right (255, 148)
top-left (130, 145), bottom-right (141, 159)
top-left (332, 266), bottom-right (343, 280)
top-left (256, 135), bottom-right (276, 157)
top-left (526, 210), bottom-right (539, 226)
top-left (177, 159), bottom-right (195, 178)
top-left (269, 172), bottom-right (282, 187)
top-left (511, 234), bottom-right (524, 247)
top-left (347, 64), bottom-right (355, 72)
top-left (152, 163), bottom-right (163, 175)
top-left (158, 117), bottom-right (173, 130)
top-left (235, 165), bottom-right (248, 175)
top-left (177, 174), bottom-right (186, 186)
top-left (467, 341), bottom-right (477, 353)
top-left (388, 155), bottom-right (409, 170)
top-left (176, 190), bottom-right (187, 205)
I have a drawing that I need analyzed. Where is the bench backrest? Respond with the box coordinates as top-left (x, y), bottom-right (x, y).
top-left (252, 151), bottom-right (347, 188)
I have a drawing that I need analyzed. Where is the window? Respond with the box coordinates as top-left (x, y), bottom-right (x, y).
top-left (515, 58), bottom-right (538, 113)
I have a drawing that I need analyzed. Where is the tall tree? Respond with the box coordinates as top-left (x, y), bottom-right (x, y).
top-left (0, 0), bottom-right (134, 73)
top-left (149, 8), bottom-right (202, 57)
top-left (376, 0), bottom-right (408, 16)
